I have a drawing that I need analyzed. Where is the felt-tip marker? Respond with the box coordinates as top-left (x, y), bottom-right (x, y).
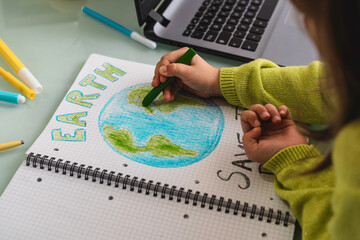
top-left (0, 90), bottom-right (26, 104)
top-left (82, 6), bottom-right (157, 49)
top-left (142, 48), bottom-right (197, 107)
top-left (0, 39), bottom-right (42, 94)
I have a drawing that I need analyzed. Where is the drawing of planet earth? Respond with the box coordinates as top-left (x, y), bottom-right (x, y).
top-left (98, 83), bottom-right (224, 168)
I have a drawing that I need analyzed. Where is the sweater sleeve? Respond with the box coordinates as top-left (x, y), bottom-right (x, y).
top-left (328, 119), bottom-right (360, 239)
top-left (263, 145), bottom-right (334, 240)
top-left (219, 59), bottom-right (329, 125)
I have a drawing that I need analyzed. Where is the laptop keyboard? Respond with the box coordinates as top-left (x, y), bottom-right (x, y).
top-left (182, 0), bottom-right (278, 52)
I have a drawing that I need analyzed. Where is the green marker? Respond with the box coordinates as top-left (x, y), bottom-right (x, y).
top-left (142, 48), bottom-right (197, 106)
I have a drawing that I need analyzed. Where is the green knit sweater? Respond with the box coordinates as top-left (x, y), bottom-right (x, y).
top-left (219, 59), bottom-right (360, 240)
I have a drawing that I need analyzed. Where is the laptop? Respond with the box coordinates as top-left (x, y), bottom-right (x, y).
top-left (134, 0), bottom-right (318, 66)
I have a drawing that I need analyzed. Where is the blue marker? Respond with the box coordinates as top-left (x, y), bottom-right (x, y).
top-left (82, 6), bottom-right (157, 49)
top-left (0, 90), bottom-right (26, 104)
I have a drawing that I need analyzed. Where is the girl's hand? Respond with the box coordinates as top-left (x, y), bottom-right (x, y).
top-left (241, 104), bottom-right (308, 164)
top-left (152, 47), bottom-right (222, 102)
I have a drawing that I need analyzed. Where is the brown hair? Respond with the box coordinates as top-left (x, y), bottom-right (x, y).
top-left (291, 0), bottom-right (360, 170)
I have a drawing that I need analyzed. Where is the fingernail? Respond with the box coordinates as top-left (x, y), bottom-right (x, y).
top-left (159, 66), bottom-right (167, 74)
top-left (274, 116), bottom-right (281, 121)
top-left (262, 112), bottom-right (270, 118)
top-left (254, 120), bottom-right (261, 127)
top-left (280, 110), bottom-right (285, 115)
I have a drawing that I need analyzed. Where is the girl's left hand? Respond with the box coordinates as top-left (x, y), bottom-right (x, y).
top-left (241, 104), bottom-right (308, 164)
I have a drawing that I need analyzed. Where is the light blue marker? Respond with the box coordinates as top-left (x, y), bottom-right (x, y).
top-left (82, 6), bottom-right (157, 49)
top-left (0, 90), bottom-right (25, 104)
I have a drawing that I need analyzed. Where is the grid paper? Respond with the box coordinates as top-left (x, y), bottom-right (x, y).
top-left (27, 54), bottom-right (292, 212)
top-left (0, 162), bottom-right (294, 240)
top-left (0, 54), bottom-right (295, 239)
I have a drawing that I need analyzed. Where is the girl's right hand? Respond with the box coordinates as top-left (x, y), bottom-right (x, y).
top-left (152, 47), bottom-right (222, 102)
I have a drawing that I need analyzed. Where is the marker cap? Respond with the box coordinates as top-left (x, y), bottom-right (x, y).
top-left (17, 95), bottom-right (26, 104)
top-left (130, 32), bottom-right (157, 49)
top-left (18, 68), bottom-right (43, 94)
top-left (0, 90), bottom-right (26, 104)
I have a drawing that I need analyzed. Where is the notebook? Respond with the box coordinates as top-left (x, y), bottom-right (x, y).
top-left (0, 54), bottom-right (295, 239)
top-left (134, 0), bottom-right (318, 66)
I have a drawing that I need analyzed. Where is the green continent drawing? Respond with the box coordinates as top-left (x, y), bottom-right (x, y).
top-left (103, 124), bottom-right (197, 158)
top-left (99, 83), bottom-right (224, 168)
top-left (146, 135), bottom-right (197, 157)
top-left (102, 125), bottom-right (145, 154)
top-left (127, 86), bottom-right (206, 114)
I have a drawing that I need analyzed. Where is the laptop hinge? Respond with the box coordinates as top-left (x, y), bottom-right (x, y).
top-left (148, 9), bottom-right (170, 27)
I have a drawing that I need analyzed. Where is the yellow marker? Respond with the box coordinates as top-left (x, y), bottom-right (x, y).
top-left (0, 39), bottom-right (42, 94)
top-left (0, 67), bottom-right (35, 99)
top-left (0, 140), bottom-right (24, 151)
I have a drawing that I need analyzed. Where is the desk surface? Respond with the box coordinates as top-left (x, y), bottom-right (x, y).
top-left (0, 0), bottom-right (300, 239)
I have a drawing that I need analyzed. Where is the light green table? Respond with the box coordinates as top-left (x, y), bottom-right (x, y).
top-left (0, 0), bottom-right (300, 239)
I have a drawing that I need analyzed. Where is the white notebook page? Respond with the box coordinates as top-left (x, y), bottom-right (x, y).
top-left (27, 54), bottom-right (291, 213)
top-left (0, 53), bottom-right (296, 238)
top-left (0, 161), bottom-right (294, 240)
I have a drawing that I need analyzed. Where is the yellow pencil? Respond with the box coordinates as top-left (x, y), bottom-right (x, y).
top-left (0, 67), bottom-right (35, 99)
top-left (0, 140), bottom-right (24, 151)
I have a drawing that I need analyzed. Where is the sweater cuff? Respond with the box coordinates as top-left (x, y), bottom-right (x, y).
top-left (219, 68), bottom-right (242, 106)
top-left (264, 144), bottom-right (322, 174)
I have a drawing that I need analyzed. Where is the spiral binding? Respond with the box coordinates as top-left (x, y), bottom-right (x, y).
top-left (100, 169), bottom-right (107, 184)
top-left (234, 201), bottom-right (240, 215)
top-left (193, 191), bottom-right (200, 206)
top-left (26, 152), bottom-right (293, 226)
top-left (69, 162), bottom-right (77, 177)
top-left (225, 198), bottom-right (232, 213)
top-left (161, 184), bottom-right (168, 199)
top-left (130, 177), bottom-right (138, 191)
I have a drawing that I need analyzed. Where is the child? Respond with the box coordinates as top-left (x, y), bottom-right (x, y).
top-left (151, 1), bottom-right (360, 239)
